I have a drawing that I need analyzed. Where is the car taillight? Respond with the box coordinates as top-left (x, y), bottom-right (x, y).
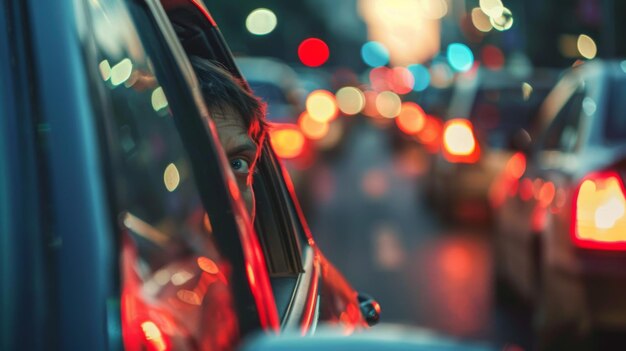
top-left (441, 118), bottom-right (480, 163)
top-left (572, 171), bottom-right (626, 250)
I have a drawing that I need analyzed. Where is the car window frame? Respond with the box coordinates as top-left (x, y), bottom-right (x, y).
top-left (77, 0), bottom-right (280, 340)
top-left (158, 0), bottom-right (321, 329)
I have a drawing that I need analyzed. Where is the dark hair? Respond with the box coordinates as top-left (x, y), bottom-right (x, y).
top-left (189, 56), bottom-right (267, 144)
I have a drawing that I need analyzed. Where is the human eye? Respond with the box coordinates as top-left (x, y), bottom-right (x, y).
top-left (230, 157), bottom-right (251, 174)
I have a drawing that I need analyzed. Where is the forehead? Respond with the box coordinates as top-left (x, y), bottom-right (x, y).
top-left (210, 105), bottom-right (256, 149)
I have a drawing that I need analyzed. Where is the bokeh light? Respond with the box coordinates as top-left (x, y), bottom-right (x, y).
top-left (99, 60), bottom-right (111, 81)
top-left (298, 112), bottom-right (329, 140)
top-left (471, 8), bottom-right (492, 32)
top-left (447, 43), bottom-right (474, 72)
top-left (369, 67), bottom-right (392, 91)
top-left (419, 0), bottom-right (448, 19)
top-left (577, 34), bottom-right (597, 59)
top-left (361, 41), bottom-right (390, 68)
top-left (479, 0), bottom-right (504, 18)
top-left (151, 87), bottom-right (168, 112)
top-left (362, 91), bottom-right (380, 117)
top-left (481, 45), bottom-right (504, 70)
top-left (336, 86), bottom-right (365, 115)
top-left (443, 119), bottom-right (476, 156)
top-left (375, 91), bottom-right (402, 118)
top-left (246, 8), bottom-right (277, 35)
top-left (522, 82), bottom-right (533, 101)
top-left (490, 7), bottom-right (513, 31)
top-left (306, 90), bottom-right (338, 123)
top-left (388, 67), bottom-right (414, 95)
top-left (396, 102), bottom-right (426, 135)
top-left (163, 163), bottom-right (180, 192)
top-left (110, 58), bottom-right (133, 86)
top-left (407, 64), bottom-right (431, 92)
top-left (416, 115), bottom-right (443, 153)
top-left (270, 126), bottom-right (305, 159)
top-left (298, 38), bottom-right (329, 67)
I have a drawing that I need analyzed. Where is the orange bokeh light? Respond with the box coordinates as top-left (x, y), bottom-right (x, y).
top-left (538, 181), bottom-right (556, 207)
top-left (505, 152), bottom-right (526, 179)
top-left (269, 125), bottom-right (306, 159)
top-left (395, 102), bottom-right (426, 135)
top-left (197, 257), bottom-right (220, 274)
top-left (362, 91), bottom-right (380, 117)
top-left (415, 115), bottom-right (443, 153)
top-left (298, 112), bottom-right (329, 140)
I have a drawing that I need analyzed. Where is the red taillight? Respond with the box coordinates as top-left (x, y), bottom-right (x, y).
top-left (441, 119), bottom-right (480, 163)
top-left (572, 171), bottom-right (626, 250)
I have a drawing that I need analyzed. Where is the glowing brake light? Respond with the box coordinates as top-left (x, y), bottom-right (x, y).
top-left (441, 119), bottom-right (480, 163)
top-left (573, 171), bottom-right (626, 250)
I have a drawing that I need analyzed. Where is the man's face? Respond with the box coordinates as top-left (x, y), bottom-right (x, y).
top-left (211, 104), bottom-right (259, 220)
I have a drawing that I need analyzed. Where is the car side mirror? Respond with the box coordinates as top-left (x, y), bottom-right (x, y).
top-left (358, 293), bottom-right (381, 326)
top-left (507, 128), bottom-right (532, 154)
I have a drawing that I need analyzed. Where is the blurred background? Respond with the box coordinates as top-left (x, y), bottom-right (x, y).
top-left (207, 0), bottom-right (626, 349)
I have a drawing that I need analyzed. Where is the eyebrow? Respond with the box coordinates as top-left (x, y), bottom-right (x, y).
top-left (225, 142), bottom-right (258, 158)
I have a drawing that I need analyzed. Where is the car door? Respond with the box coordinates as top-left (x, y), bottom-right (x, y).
top-left (158, 0), bottom-right (368, 334)
top-left (86, 0), bottom-right (284, 346)
top-left (5, 0), bottom-right (281, 350)
top-left (503, 73), bottom-right (586, 299)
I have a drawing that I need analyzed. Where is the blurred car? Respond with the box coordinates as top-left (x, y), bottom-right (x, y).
top-left (493, 60), bottom-right (626, 348)
top-left (1, 0), bottom-right (377, 350)
top-left (425, 67), bottom-right (556, 223)
top-left (242, 324), bottom-right (494, 351)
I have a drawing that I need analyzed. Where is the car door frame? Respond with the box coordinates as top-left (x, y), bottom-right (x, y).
top-left (158, 0), bottom-right (324, 333)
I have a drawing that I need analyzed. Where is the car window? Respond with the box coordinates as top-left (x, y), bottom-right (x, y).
top-left (163, 7), bottom-right (305, 278)
top-left (539, 90), bottom-right (585, 152)
top-left (87, 1), bottom-right (240, 348)
top-left (470, 87), bottom-right (550, 149)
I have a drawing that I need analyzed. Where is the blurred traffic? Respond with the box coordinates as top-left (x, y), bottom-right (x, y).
top-left (5, 0), bottom-right (626, 350)
top-left (213, 0), bottom-right (626, 350)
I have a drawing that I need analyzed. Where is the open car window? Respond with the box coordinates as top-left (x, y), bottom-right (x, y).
top-left (83, 0), bottom-right (281, 347)
top-left (162, 1), bottom-right (305, 279)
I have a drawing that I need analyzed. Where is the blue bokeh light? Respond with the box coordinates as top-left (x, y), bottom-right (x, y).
top-left (407, 64), bottom-right (431, 91)
top-left (361, 41), bottom-right (390, 68)
top-left (447, 43), bottom-right (474, 72)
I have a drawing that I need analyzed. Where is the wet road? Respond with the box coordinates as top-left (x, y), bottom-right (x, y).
top-left (302, 120), bottom-right (529, 349)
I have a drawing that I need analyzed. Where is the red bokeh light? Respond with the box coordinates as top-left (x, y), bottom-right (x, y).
top-left (389, 67), bottom-right (414, 95)
top-left (369, 67), bottom-right (391, 92)
top-left (298, 38), bottom-right (330, 67)
top-left (481, 45), bottom-right (505, 70)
